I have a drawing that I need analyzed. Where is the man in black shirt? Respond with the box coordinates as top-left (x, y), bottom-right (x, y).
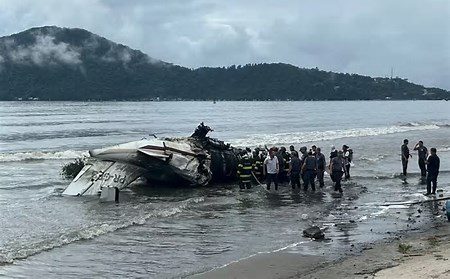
top-left (413, 141), bottom-right (428, 177)
top-left (330, 151), bottom-right (345, 193)
top-left (302, 151), bottom-right (317, 191)
top-left (288, 151), bottom-right (301, 189)
top-left (401, 139), bottom-right (412, 176)
top-left (316, 147), bottom-right (326, 188)
top-left (426, 148), bottom-right (440, 195)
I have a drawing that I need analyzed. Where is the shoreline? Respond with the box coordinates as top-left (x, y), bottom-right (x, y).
top-left (2, 99), bottom-right (448, 102)
top-left (190, 218), bottom-right (449, 279)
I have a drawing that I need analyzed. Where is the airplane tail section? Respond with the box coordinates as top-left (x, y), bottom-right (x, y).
top-left (62, 159), bottom-right (145, 196)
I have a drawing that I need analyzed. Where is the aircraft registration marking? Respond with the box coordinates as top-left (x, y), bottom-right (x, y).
top-left (91, 171), bottom-right (126, 183)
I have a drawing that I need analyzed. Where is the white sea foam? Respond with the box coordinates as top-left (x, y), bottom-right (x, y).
top-left (358, 215), bottom-right (368, 221)
top-left (0, 150), bottom-right (88, 162)
top-left (360, 154), bottom-right (386, 162)
top-left (371, 207), bottom-right (390, 216)
top-left (231, 124), bottom-right (439, 147)
top-left (371, 204), bottom-right (410, 216)
top-left (0, 196), bottom-right (204, 264)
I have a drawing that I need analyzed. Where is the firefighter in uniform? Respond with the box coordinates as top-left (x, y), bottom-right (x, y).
top-left (237, 153), bottom-right (253, 189)
top-left (253, 157), bottom-right (264, 181)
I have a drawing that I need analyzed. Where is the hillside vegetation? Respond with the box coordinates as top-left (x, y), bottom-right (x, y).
top-left (0, 26), bottom-right (448, 101)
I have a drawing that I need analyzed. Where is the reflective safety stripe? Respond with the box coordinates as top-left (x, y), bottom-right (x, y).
top-left (240, 174), bottom-right (252, 178)
top-left (243, 166), bottom-right (252, 170)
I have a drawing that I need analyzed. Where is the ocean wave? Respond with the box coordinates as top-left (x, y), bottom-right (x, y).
top-left (0, 150), bottom-right (88, 162)
top-left (231, 124), bottom-right (440, 147)
top-left (359, 154), bottom-right (387, 162)
top-left (1, 119), bottom-right (125, 127)
top-left (399, 122), bottom-right (422, 127)
top-left (0, 196), bottom-right (205, 264)
top-left (399, 121), bottom-right (450, 128)
top-left (0, 129), bottom-right (123, 143)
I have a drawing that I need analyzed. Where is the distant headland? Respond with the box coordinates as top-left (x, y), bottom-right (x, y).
top-left (0, 26), bottom-right (448, 101)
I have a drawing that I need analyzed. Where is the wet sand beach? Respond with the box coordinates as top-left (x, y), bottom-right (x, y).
top-left (192, 218), bottom-right (449, 279)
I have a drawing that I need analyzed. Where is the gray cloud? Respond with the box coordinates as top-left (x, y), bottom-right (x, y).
top-left (0, 0), bottom-right (448, 89)
top-left (2, 33), bottom-right (82, 66)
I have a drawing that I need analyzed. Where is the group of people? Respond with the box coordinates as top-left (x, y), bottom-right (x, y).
top-left (237, 138), bottom-right (442, 196)
top-left (236, 144), bottom-right (353, 193)
top-left (401, 139), bottom-right (441, 195)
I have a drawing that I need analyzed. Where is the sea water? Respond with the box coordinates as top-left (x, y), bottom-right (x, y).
top-left (0, 101), bottom-right (449, 278)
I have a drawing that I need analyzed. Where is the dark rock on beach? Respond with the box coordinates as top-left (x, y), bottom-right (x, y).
top-left (303, 226), bottom-right (325, 239)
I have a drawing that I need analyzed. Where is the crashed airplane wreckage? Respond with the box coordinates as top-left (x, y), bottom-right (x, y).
top-left (63, 123), bottom-right (240, 198)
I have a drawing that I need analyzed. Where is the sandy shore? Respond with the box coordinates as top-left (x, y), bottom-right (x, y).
top-left (191, 252), bottom-right (324, 279)
top-left (190, 222), bottom-right (449, 279)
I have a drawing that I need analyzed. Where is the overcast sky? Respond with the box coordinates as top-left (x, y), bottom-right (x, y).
top-left (0, 0), bottom-right (449, 89)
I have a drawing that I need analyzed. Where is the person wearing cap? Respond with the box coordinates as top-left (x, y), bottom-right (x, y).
top-left (413, 141), bottom-right (428, 178)
top-left (401, 139), bottom-right (412, 176)
top-left (299, 146), bottom-right (308, 161)
top-left (330, 151), bottom-right (345, 193)
top-left (425, 148), bottom-right (440, 195)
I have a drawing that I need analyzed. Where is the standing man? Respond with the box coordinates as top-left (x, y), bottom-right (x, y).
top-left (316, 147), bottom-right (326, 188)
top-left (401, 139), bottom-right (412, 176)
top-left (237, 153), bottom-right (253, 189)
top-left (302, 151), bottom-right (317, 191)
top-left (299, 146), bottom-right (308, 184)
top-left (280, 147), bottom-right (291, 182)
top-left (426, 148), bottom-right (440, 195)
top-left (263, 149), bottom-right (279, 191)
top-left (414, 141), bottom-right (428, 178)
top-left (288, 151), bottom-right (301, 189)
top-left (342, 145), bottom-right (352, 179)
top-left (330, 151), bottom-right (345, 193)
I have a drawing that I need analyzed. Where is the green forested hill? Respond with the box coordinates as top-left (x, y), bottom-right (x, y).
top-left (0, 26), bottom-right (448, 101)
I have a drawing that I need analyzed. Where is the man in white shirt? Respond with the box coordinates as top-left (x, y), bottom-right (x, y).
top-left (263, 149), bottom-right (279, 190)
